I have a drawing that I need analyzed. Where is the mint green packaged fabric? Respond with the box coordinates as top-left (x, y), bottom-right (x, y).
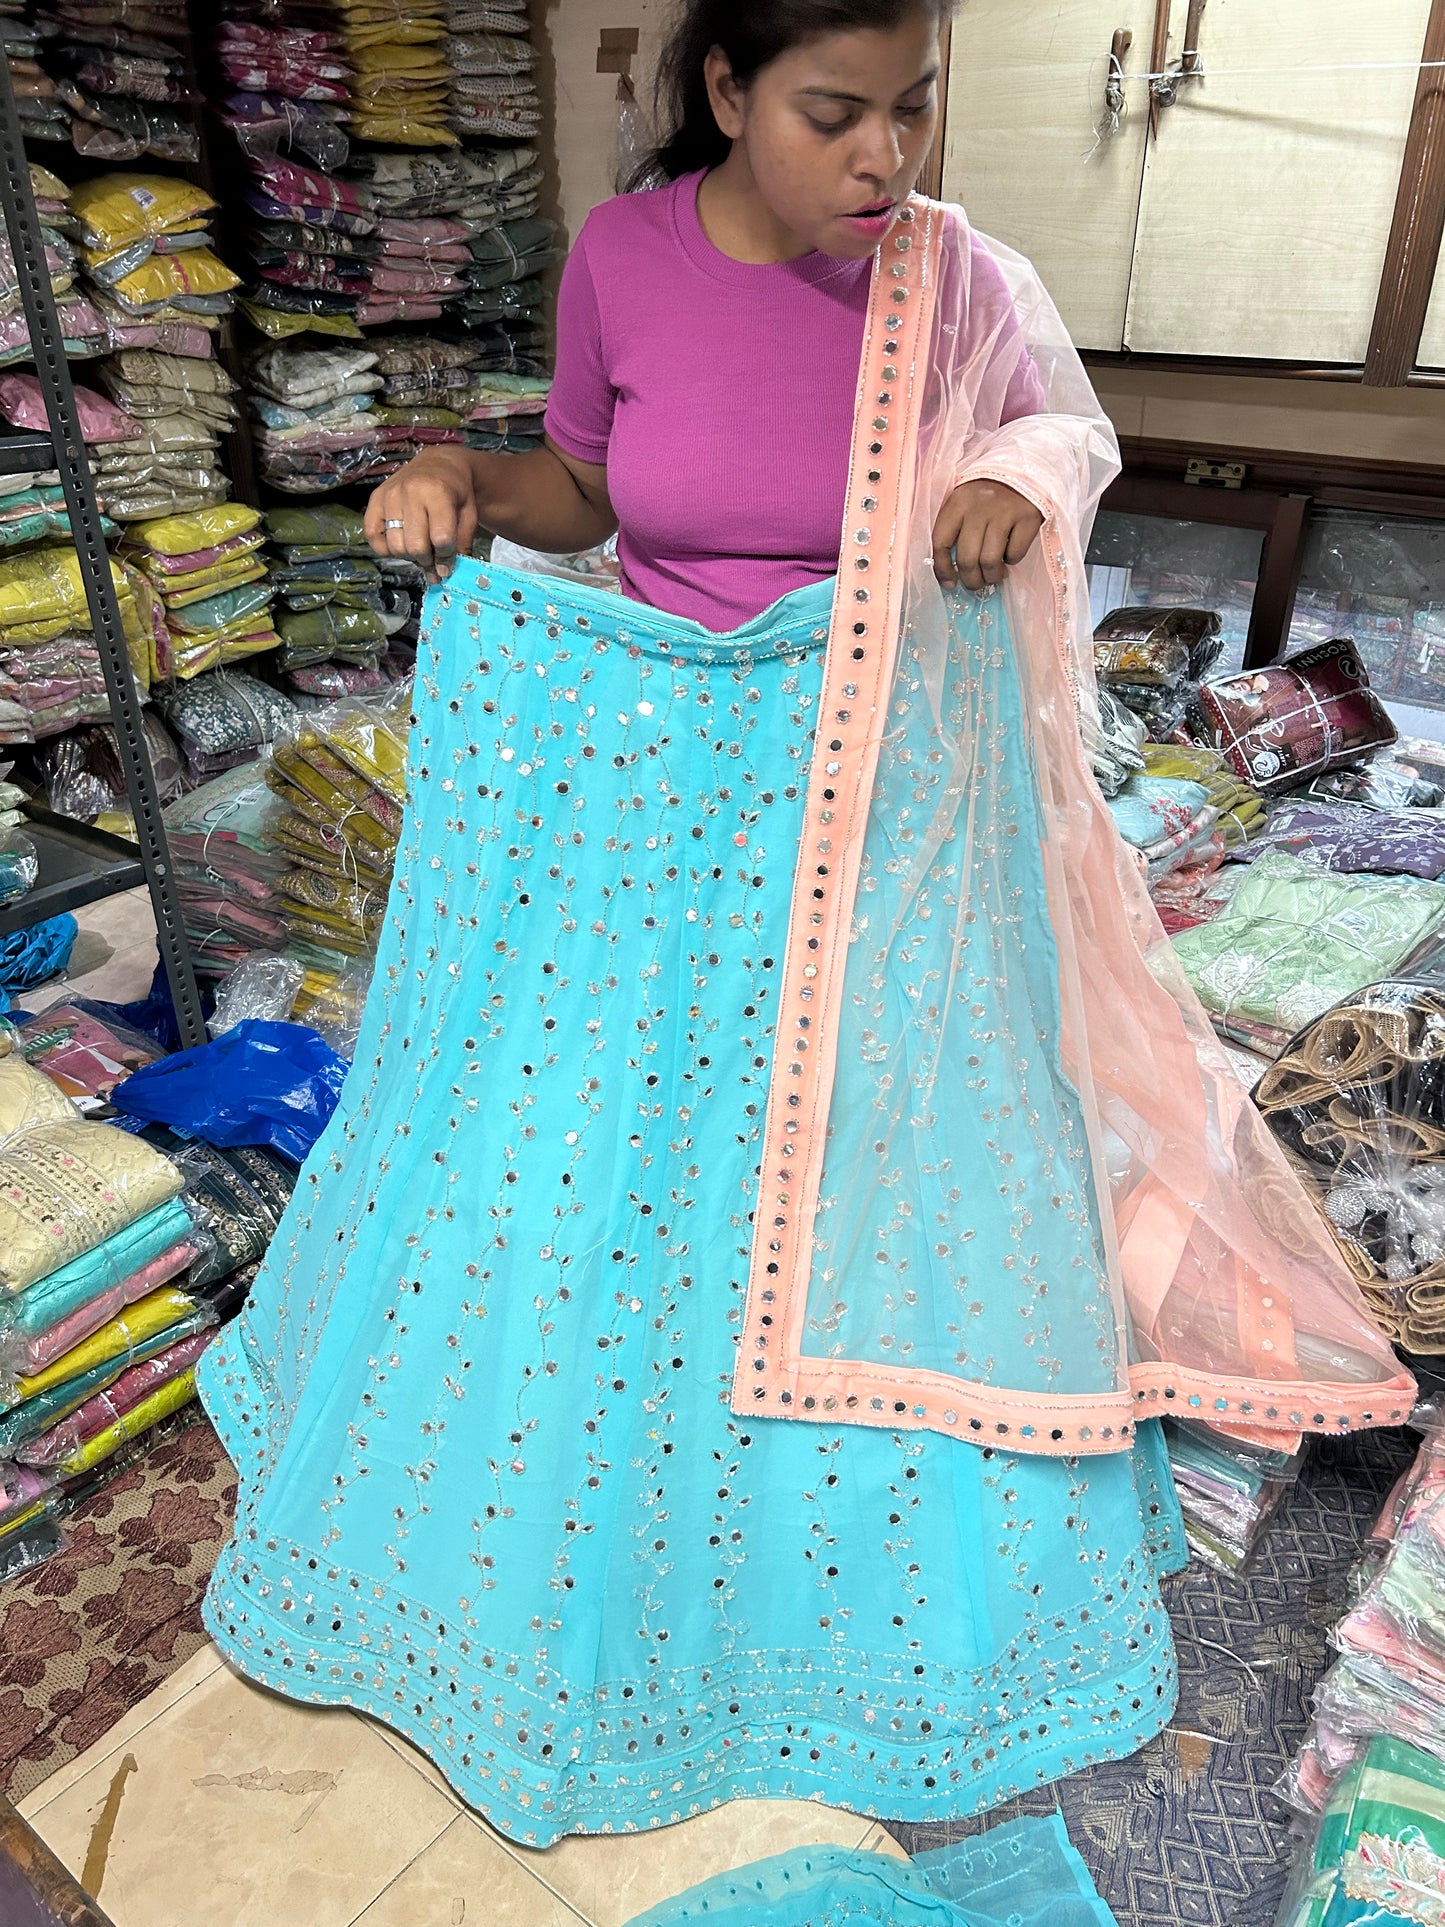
top-left (1172, 851), bottom-right (1445, 1047)
top-left (169, 582), bottom-right (274, 636)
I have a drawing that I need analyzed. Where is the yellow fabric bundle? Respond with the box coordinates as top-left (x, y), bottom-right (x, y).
top-left (105, 250), bottom-right (241, 309)
top-left (17, 1285), bottom-right (197, 1398)
top-left (1142, 743), bottom-right (1267, 847)
top-left (161, 559), bottom-right (269, 608)
top-left (130, 504), bottom-right (262, 557)
top-left (0, 549), bottom-right (147, 651)
top-left (52, 1367), bottom-right (198, 1477)
top-left (70, 174), bottom-right (216, 252)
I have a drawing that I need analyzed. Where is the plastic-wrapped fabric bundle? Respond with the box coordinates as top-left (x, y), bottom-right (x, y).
top-left (0, 1121), bottom-right (182, 1294)
top-left (1142, 741), bottom-right (1269, 847)
top-left (0, 546), bottom-right (152, 740)
top-left (1172, 853), bottom-right (1445, 1058)
top-left (246, 338), bottom-right (388, 491)
top-left (1254, 982), bottom-right (1445, 1349)
top-left (1105, 773), bottom-right (1219, 884)
top-left (1228, 797), bottom-right (1445, 880)
top-left (1163, 1417), bottom-right (1304, 1572)
top-left (137, 1124), bottom-right (297, 1285)
top-left (1277, 1735), bottom-right (1445, 1925)
top-left (123, 503), bottom-right (278, 678)
top-left (37, 0), bottom-right (200, 161)
top-left (38, 709), bottom-right (181, 827)
top-left (163, 761), bottom-right (291, 979)
top-left (157, 667), bottom-right (295, 782)
top-left (264, 685), bottom-right (408, 963)
top-left (216, 14), bottom-right (352, 172)
top-left (1092, 604), bottom-right (1222, 737)
top-left (12, 995), bottom-right (164, 1101)
top-left (0, 1053), bottom-right (75, 1146)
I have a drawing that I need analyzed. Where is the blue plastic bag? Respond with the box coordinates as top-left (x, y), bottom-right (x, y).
top-left (110, 1019), bottom-right (346, 1162)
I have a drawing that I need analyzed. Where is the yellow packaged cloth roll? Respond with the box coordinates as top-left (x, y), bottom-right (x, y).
top-left (0, 1123), bottom-right (183, 1294)
top-left (161, 559), bottom-right (269, 607)
top-left (70, 174), bottom-right (217, 252)
top-left (131, 504), bottom-right (262, 556)
top-left (17, 1285), bottom-right (197, 1399)
top-left (52, 1367), bottom-right (198, 1477)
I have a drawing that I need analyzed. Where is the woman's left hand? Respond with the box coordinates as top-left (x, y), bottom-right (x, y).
top-left (931, 480), bottom-right (1044, 592)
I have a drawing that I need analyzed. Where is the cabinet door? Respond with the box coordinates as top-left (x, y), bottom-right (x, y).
top-left (1125, 0), bottom-right (1432, 361)
top-left (941, 1), bottom-right (1155, 352)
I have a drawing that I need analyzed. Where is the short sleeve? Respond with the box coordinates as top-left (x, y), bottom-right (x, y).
top-left (543, 223), bottom-right (616, 466)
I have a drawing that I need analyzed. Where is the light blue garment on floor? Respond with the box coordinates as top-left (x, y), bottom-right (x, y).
top-left (620, 1815), bottom-right (1116, 1926)
top-left (198, 562), bottom-right (1184, 1846)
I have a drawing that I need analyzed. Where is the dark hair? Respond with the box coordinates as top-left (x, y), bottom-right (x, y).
top-left (642, 0), bottom-right (949, 183)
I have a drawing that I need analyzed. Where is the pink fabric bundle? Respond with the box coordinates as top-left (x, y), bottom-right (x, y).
top-left (375, 236), bottom-right (471, 265)
top-left (17, 1234), bottom-right (208, 1375)
top-left (16, 1328), bottom-right (215, 1468)
top-left (0, 374), bottom-right (138, 443)
top-left (369, 264), bottom-right (464, 296)
top-left (376, 217), bottom-right (470, 249)
top-left (355, 297), bottom-right (444, 327)
top-left (144, 531), bottom-right (264, 575)
top-left (104, 315), bottom-right (214, 357)
top-left (255, 160), bottom-right (364, 216)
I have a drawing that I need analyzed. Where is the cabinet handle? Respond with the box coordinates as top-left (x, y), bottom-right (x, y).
top-left (1151, 0), bottom-right (1207, 127)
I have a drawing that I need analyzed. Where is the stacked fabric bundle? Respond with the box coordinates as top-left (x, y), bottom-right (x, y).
top-left (267, 502), bottom-right (417, 686)
top-left (336, 0), bottom-right (453, 149)
top-left (1282, 1419), bottom-right (1445, 1815)
top-left (216, 12), bottom-right (352, 172)
top-left (1163, 1419), bottom-right (1305, 1573)
top-left (463, 367), bottom-right (550, 453)
top-left (0, 168), bottom-right (112, 366)
top-left (266, 688), bottom-right (409, 969)
top-left (68, 171), bottom-right (236, 334)
top-left (1140, 740), bottom-right (1267, 847)
top-left (37, 708), bottom-right (182, 829)
top-left (5, 12), bottom-right (69, 145)
top-left (367, 331), bottom-right (471, 460)
top-left (444, 6), bottom-right (540, 143)
top-left (247, 337), bottom-right (387, 493)
top-left (31, 0), bottom-right (200, 163)
top-left (157, 667), bottom-right (295, 783)
top-left (239, 155), bottom-right (376, 337)
top-left (0, 1076), bottom-right (212, 1579)
top-left (163, 762), bottom-right (290, 980)
top-left (122, 505), bottom-right (278, 681)
top-left (0, 545), bottom-right (152, 744)
top-left (1254, 982), bottom-right (1445, 1351)
top-left (1105, 772), bottom-right (1219, 885)
top-left (1172, 851), bottom-right (1445, 1057)
top-left (93, 353), bottom-right (239, 523)
top-left (1279, 1736), bottom-right (1445, 1924)
top-left (1227, 798), bottom-right (1445, 881)
top-left (1094, 604), bottom-right (1224, 736)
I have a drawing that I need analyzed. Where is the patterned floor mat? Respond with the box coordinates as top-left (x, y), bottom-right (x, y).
top-left (890, 1424), bottom-right (1420, 1926)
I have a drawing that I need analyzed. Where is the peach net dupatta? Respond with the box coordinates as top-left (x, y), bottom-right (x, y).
top-left (732, 196), bottom-right (1414, 1458)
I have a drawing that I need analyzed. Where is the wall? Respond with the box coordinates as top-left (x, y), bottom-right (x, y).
top-left (1090, 366), bottom-right (1445, 470)
top-left (531, 0), bottom-right (670, 249)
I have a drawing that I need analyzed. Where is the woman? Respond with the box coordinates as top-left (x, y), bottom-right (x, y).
top-left (199, 0), bottom-right (1411, 1851)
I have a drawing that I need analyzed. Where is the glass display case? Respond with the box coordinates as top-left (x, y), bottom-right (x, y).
top-left (1085, 510), bottom-right (1267, 679)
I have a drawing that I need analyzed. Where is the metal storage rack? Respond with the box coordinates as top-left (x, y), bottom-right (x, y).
top-left (0, 60), bottom-right (205, 1043)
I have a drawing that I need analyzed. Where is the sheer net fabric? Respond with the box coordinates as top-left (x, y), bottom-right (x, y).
top-left (737, 201), bottom-right (1413, 1455)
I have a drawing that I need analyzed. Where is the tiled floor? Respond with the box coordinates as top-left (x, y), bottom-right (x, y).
top-left (17, 1645), bottom-right (906, 1927)
top-left (16, 886), bottom-right (160, 1012)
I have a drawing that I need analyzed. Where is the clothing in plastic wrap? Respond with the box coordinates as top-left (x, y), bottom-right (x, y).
top-left (0, 1119), bottom-right (182, 1293)
top-left (1172, 851), bottom-right (1445, 1057)
top-left (1197, 639), bottom-right (1398, 794)
top-left (1141, 741), bottom-right (1269, 847)
top-left (163, 761), bottom-right (289, 978)
top-left (0, 1052), bottom-right (75, 1145)
top-left (1255, 983), bottom-right (1445, 1349)
top-left (1278, 1735), bottom-right (1445, 1925)
top-left (1229, 798), bottom-right (1445, 880)
top-left (137, 1124), bottom-right (297, 1288)
top-left (12, 997), bottom-right (163, 1100)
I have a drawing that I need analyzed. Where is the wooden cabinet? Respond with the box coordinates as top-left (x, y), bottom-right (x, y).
top-left (942, 0), bottom-right (1435, 365)
top-left (1418, 241), bottom-right (1445, 369)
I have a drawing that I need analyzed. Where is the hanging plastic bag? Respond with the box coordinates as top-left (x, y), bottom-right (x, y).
top-left (110, 1018), bottom-right (347, 1160)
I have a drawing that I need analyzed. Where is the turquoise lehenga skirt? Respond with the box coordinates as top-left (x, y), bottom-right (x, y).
top-left (198, 561), bottom-right (1184, 1847)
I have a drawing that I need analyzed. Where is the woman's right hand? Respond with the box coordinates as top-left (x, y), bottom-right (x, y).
top-left (364, 448), bottom-right (483, 583)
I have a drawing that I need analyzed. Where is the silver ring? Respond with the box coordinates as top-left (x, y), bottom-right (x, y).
top-left (383, 518), bottom-right (405, 530)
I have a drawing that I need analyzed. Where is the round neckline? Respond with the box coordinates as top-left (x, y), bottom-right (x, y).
top-left (672, 169), bottom-right (866, 290)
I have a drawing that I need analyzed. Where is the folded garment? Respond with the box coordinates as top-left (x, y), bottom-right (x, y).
top-left (17, 1327), bottom-right (212, 1468)
top-left (1229, 799), bottom-right (1445, 880)
top-left (0, 1120), bottom-right (182, 1295)
top-left (1173, 850), bottom-right (1445, 1056)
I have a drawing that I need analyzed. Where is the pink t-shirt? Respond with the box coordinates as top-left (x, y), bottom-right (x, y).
top-left (545, 171), bottom-right (1044, 632)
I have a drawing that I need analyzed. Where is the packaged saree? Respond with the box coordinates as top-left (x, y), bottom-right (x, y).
top-left (0, 1299), bottom-right (213, 1452)
top-left (1278, 1736), bottom-right (1445, 1925)
top-left (0, 1120), bottom-right (182, 1292)
top-left (46, 1360), bottom-right (199, 1476)
top-left (0, 1053), bottom-right (75, 1146)
top-left (13, 997), bottom-right (163, 1100)
top-left (15, 1281), bottom-right (204, 1400)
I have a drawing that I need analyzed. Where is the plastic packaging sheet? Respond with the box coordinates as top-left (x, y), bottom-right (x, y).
top-left (1255, 983), bottom-right (1445, 1349)
top-left (209, 953), bottom-right (306, 1034)
top-left (12, 996), bottom-right (165, 1101)
top-left (0, 830), bottom-right (36, 903)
